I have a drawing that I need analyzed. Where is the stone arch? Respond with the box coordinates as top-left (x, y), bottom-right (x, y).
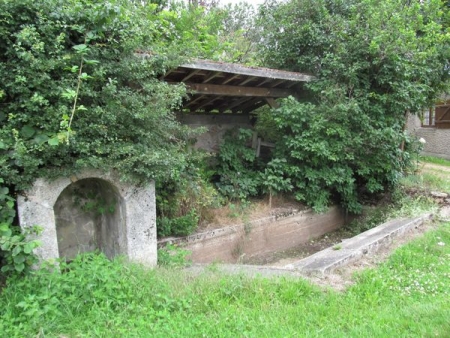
top-left (17, 170), bottom-right (156, 267)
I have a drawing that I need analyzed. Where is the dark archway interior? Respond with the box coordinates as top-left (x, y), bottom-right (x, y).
top-left (54, 178), bottom-right (126, 260)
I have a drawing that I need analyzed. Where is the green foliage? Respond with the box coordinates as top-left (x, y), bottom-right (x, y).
top-left (215, 128), bottom-right (264, 201)
top-left (0, 252), bottom-right (191, 336)
top-left (0, 224), bottom-right (41, 275)
top-left (0, 0), bottom-right (243, 247)
top-left (421, 156), bottom-right (450, 168)
top-left (257, 0), bottom-right (449, 212)
top-left (156, 152), bottom-right (222, 237)
top-left (72, 188), bottom-right (116, 215)
top-left (260, 158), bottom-right (293, 198)
top-left (0, 224), bottom-right (449, 336)
top-left (0, 178), bottom-right (40, 275)
top-left (0, 0), bottom-right (202, 195)
top-left (254, 106), bottom-right (281, 142)
top-left (157, 243), bottom-right (191, 267)
top-left (157, 210), bottom-right (199, 237)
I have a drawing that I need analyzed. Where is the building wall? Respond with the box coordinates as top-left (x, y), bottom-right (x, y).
top-left (178, 114), bottom-right (253, 152)
top-left (407, 114), bottom-right (450, 160)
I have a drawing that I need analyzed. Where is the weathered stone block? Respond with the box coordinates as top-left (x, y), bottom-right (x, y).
top-left (17, 170), bottom-right (157, 267)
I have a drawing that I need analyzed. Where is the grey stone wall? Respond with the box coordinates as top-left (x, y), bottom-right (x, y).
top-left (17, 170), bottom-right (157, 267)
top-left (407, 114), bottom-right (450, 160)
top-left (178, 114), bottom-right (252, 152)
top-left (54, 178), bottom-right (126, 261)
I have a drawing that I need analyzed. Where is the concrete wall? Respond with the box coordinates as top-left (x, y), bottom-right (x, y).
top-left (17, 170), bottom-right (157, 267)
top-left (178, 114), bottom-right (253, 152)
top-left (407, 114), bottom-right (450, 160)
top-left (159, 206), bottom-right (346, 264)
top-left (54, 178), bottom-right (126, 261)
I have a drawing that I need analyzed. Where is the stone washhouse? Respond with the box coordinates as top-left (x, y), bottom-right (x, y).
top-left (18, 59), bottom-right (313, 266)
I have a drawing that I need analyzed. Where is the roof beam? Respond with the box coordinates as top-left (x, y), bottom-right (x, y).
top-left (185, 83), bottom-right (296, 98)
top-left (181, 69), bottom-right (201, 82)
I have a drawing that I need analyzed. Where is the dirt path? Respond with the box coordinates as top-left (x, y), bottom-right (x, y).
top-left (420, 162), bottom-right (450, 175)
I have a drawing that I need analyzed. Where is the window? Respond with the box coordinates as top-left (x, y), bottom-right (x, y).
top-left (421, 101), bottom-right (450, 129)
top-left (421, 107), bottom-right (435, 127)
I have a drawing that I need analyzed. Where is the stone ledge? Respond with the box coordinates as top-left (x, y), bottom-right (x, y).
top-left (186, 213), bottom-right (433, 278)
top-left (290, 213), bottom-right (432, 276)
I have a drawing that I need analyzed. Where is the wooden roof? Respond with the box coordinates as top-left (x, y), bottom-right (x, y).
top-left (161, 59), bottom-right (314, 114)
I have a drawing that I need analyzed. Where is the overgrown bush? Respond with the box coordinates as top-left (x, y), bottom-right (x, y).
top-left (157, 210), bottom-right (199, 237)
top-left (257, 0), bottom-right (449, 212)
top-left (0, 0), bottom-right (240, 248)
top-left (215, 128), bottom-right (264, 201)
top-left (0, 179), bottom-right (39, 275)
top-left (156, 151), bottom-right (222, 237)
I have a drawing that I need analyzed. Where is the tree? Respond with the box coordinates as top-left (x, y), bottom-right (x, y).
top-left (257, 0), bottom-right (449, 212)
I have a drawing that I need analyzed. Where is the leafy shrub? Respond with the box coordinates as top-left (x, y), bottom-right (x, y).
top-left (157, 210), bottom-right (199, 237)
top-left (257, 0), bottom-right (449, 212)
top-left (0, 224), bottom-right (41, 275)
top-left (157, 244), bottom-right (191, 267)
top-left (156, 152), bottom-right (222, 237)
top-left (0, 179), bottom-right (40, 275)
top-left (215, 128), bottom-right (264, 201)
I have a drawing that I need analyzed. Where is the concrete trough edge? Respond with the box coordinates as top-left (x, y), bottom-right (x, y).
top-left (291, 213), bottom-right (433, 276)
top-left (183, 213), bottom-right (433, 279)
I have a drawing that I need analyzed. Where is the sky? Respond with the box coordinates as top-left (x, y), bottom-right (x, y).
top-left (220, 0), bottom-right (266, 5)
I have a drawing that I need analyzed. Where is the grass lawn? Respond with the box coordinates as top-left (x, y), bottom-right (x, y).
top-left (420, 155), bottom-right (450, 168)
top-left (0, 220), bottom-right (449, 337)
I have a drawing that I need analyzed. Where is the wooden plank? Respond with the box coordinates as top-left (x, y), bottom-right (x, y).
top-left (185, 83), bottom-right (296, 98)
top-left (202, 72), bottom-right (223, 83)
top-left (436, 104), bottom-right (450, 129)
top-left (193, 96), bottom-right (222, 111)
top-left (221, 97), bottom-right (254, 112)
top-left (181, 69), bottom-right (201, 82)
top-left (182, 59), bottom-right (315, 82)
top-left (265, 97), bottom-right (279, 108)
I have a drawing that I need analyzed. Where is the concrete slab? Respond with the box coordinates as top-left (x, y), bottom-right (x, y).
top-left (290, 214), bottom-right (432, 276)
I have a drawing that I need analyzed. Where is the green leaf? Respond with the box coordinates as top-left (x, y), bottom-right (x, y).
top-left (14, 262), bottom-right (25, 272)
top-left (1, 265), bottom-right (11, 273)
top-left (20, 125), bottom-right (36, 138)
top-left (48, 138), bottom-right (59, 146)
top-left (12, 245), bottom-right (22, 256)
top-left (13, 254), bottom-right (25, 264)
top-left (32, 133), bottom-right (49, 145)
top-left (23, 243), bottom-right (33, 254)
top-left (73, 44), bottom-right (88, 54)
top-left (84, 59), bottom-right (99, 65)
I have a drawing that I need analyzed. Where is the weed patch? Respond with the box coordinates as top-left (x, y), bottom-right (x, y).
top-left (1, 223), bottom-right (449, 337)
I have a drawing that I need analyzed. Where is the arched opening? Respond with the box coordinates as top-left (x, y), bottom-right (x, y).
top-left (54, 178), bottom-right (126, 260)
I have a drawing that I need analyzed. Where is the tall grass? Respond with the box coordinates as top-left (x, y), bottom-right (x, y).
top-left (1, 222), bottom-right (449, 337)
